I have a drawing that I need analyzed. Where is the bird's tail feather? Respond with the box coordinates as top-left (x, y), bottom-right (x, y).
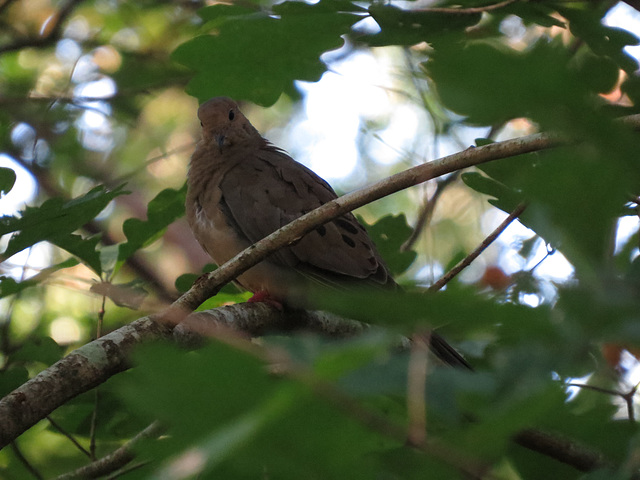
top-left (429, 332), bottom-right (473, 370)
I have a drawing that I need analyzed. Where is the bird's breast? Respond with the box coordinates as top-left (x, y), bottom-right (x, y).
top-left (187, 186), bottom-right (248, 267)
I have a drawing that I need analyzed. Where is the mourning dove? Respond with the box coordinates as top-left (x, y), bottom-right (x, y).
top-left (186, 97), bottom-right (470, 369)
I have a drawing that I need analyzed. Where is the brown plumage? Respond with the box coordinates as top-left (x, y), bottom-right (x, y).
top-left (186, 97), bottom-right (470, 369)
top-left (186, 97), bottom-right (392, 298)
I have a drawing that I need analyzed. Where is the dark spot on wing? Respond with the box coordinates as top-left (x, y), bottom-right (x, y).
top-left (336, 218), bottom-right (359, 235)
top-left (316, 225), bottom-right (327, 236)
top-left (342, 235), bottom-right (356, 248)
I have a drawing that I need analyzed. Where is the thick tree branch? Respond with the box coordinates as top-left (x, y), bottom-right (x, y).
top-left (0, 317), bottom-right (171, 449)
top-left (173, 303), bottom-right (367, 345)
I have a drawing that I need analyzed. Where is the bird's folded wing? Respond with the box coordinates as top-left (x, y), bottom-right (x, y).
top-left (219, 147), bottom-right (390, 285)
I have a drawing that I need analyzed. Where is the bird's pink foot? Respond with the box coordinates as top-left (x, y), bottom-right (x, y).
top-left (247, 290), bottom-right (283, 310)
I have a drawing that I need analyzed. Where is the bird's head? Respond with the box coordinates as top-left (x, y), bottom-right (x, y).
top-left (197, 97), bottom-right (260, 150)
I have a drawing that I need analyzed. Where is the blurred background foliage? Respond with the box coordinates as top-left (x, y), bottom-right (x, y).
top-left (1, 0), bottom-right (640, 478)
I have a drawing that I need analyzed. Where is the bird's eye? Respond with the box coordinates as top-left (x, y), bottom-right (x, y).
top-left (228, 110), bottom-right (235, 121)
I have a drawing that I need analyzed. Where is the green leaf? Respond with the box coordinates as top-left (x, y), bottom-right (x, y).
top-left (50, 234), bottom-right (102, 274)
top-left (0, 276), bottom-right (35, 299)
top-left (10, 336), bottom-right (63, 365)
top-left (175, 272), bottom-right (198, 293)
top-left (451, 383), bottom-right (566, 460)
top-left (379, 447), bottom-right (463, 480)
top-left (0, 366), bottom-right (28, 398)
top-left (460, 171), bottom-right (523, 213)
top-left (0, 166), bottom-right (16, 195)
top-left (570, 51), bottom-right (619, 94)
top-left (560, 6), bottom-right (640, 73)
top-left (621, 73), bottom-right (640, 106)
top-left (360, 214), bottom-right (417, 276)
top-left (425, 40), bottom-right (590, 126)
top-left (172, 0), bottom-right (361, 106)
top-left (363, 5), bottom-right (481, 47)
top-left (119, 342), bottom-right (277, 437)
top-left (117, 184), bottom-right (186, 265)
top-left (99, 244), bottom-right (120, 277)
top-left (311, 287), bottom-right (542, 335)
top-left (118, 342), bottom-right (384, 479)
top-left (0, 184), bottom-right (128, 264)
top-left (152, 385), bottom-right (298, 477)
top-left (314, 332), bottom-right (395, 381)
top-left (197, 3), bottom-right (255, 22)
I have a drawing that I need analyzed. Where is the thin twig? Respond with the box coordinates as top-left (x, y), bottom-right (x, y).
top-left (566, 382), bottom-right (621, 396)
top-left (89, 389), bottom-right (100, 460)
top-left (429, 203), bottom-right (527, 292)
top-left (89, 295), bottom-right (107, 459)
top-left (528, 243), bottom-right (555, 274)
top-left (567, 381), bottom-right (640, 423)
top-left (10, 441), bottom-right (43, 479)
top-left (402, 172), bottom-right (460, 252)
top-left (46, 415), bottom-right (91, 458)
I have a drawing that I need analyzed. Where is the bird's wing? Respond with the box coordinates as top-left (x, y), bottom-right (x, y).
top-left (219, 146), bottom-right (392, 286)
